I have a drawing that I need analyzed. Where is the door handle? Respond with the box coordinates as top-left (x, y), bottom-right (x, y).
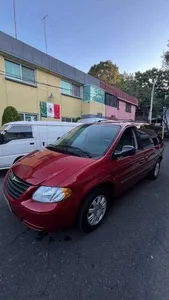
top-left (139, 158), bottom-right (144, 164)
top-left (30, 142), bottom-right (35, 145)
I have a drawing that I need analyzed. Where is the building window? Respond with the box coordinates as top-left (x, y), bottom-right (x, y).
top-left (62, 117), bottom-right (77, 122)
top-left (5, 60), bottom-right (36, 85)
top-left (105, 93), bottom-right (119, 108)
top-left (61, 80), bottom-right (81, 98)
top-left (19, 113), bottom-right (38, 121)
top-left (126, 103), bottom-right (131, 113)
top-left (97, 113), bottom-right (103, 118)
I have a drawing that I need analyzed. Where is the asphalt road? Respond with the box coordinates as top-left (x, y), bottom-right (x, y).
top-left (1, 144), bottom-right (169, 300)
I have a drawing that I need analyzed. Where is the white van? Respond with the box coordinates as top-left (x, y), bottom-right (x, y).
top-left (0, 121), bottom-right (81, 170)
top-left (77, 117), bottom-right (106, 123)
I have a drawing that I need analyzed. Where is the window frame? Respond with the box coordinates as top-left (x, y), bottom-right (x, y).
top-left (5, 59), bottom-right (36, 87)
top-left (61, 80), bottom-right (81, 99)
top-left (3, 125), bottom-right (33, 144)
top-left (140, 135), bottom-right (154, 149)
top-left (126, 103), bottom-right (132, 113)
top-left (113, 126), bottom-right (139, 157)
top-left (137, 129), bottom-right (155, 149)
top-left (19, 112), bottom-right (38, 121)
top-left (105, 93), bottom-right (119, 108)
top-left (62, 117), bottom-right (77, 122)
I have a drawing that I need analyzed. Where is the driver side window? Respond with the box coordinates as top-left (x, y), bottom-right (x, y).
top-left (115, 127), bottom-right (138, 153)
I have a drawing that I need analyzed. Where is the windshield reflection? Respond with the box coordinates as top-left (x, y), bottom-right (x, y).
top-left (50, 124), bottom-right (120, 158)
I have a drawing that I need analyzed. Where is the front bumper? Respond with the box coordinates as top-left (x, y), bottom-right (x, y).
top-left (3, 191), bottom-right (78, 232)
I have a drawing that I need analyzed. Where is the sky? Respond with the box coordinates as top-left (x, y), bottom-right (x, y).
top-left (0, 0), bottom-right (169, 75)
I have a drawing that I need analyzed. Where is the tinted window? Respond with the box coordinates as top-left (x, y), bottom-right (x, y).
top-left (105, 93), bottom-right (119, 108)
top-left (126, 103), bottom-right (131, 112)
top-left (52, 124), bottom-right (121, 158)
top-left (22, 66), bottom-right (35, 84)
top-left (72, 84), bottom-right (80, 98)
top-left (138, 130), bottom-right (155, 148)
top-left (4, 125), bottom-right (33, 142)
top-left (141, 137), bottom-right (153, 148)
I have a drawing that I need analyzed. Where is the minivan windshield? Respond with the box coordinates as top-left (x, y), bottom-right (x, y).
top-left (48, 124), bottom-right (120, 158)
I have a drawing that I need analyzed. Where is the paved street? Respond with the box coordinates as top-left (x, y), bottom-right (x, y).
top-left (0, 144), bottom-right (169, 300)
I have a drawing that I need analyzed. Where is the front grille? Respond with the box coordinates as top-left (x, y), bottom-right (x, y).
top-left (5, 171), bottom-right (31, 200)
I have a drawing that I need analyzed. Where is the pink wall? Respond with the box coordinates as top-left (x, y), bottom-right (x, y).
top-left (105, 100), bottom-right (136, 120)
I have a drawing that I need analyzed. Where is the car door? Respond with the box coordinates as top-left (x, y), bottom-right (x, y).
top-left (111, 126), bottom-right (146, 196)
top-left (1, 125), bottom-right (36, 168)
top-left (139, 134), bottom-right (157, 174)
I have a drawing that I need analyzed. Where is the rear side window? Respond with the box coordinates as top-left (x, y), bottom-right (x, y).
top-left (138, 129), bottom-right (155, 148)
top-left (4, 125), bottom-right (33, 142)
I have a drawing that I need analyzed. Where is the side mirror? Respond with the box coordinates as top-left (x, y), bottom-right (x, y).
top-left (113, 145), bottom-right (136, 158)
top-left (0, 134), bottom-right (4, 144)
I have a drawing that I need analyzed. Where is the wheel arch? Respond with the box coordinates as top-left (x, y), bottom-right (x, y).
top-left (13, 156), bottom-right (23, 164)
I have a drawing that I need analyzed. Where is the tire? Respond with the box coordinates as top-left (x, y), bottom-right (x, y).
top-left (148, 159), bottom-right (161, 180)
top-left (77, 187), bottom-right (110, 233)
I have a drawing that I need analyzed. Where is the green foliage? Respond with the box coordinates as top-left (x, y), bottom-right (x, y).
top-left (163, 41), bottom-right (169, 69)
top-left (2, 106), bottom-right (20, 125)
top-left (117, 68), bottom-right (169, 117)
top-left (88, 60), bottom-right (120, 85)
top-left (74, 117), bottom-right (81, 122)
top-left (88, 57), bottom-right (169, 118)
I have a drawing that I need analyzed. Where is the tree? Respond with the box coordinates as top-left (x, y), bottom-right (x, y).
top-left (118, 68), bottom-right (169, 118)
top-left (2, 106), bottom-right (20, 125)
top-left (88, 60), bottom-right (120, 85)
top-left (163, 41), bottom-right (169, 69)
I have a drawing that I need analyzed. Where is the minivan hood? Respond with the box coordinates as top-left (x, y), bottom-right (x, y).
top-left (12, 149), bottom-right (95, 186)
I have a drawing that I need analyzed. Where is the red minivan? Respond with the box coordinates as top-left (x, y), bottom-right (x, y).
top-left (3, 121), bottom-right (164, 233)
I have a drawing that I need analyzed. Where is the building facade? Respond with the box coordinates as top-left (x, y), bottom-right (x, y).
top-left (0, 31), bottom-right (138, 124)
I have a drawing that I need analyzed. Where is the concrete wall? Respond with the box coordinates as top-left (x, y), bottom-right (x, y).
top-left (0, 55), bottom-right (82, 123)
top-left (105, 100), bottom-right (136, 120)
top-left (82, 101), bottom-right (105, 117)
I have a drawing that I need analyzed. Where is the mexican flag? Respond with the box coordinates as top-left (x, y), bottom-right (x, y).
top-left (40, 102), bottom-right (60, 119)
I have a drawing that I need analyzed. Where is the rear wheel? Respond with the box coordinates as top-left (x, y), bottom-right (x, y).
top-left (77, 188), bottom-right (110, 233)
top-left (148, 159), bottom-right (161, 180)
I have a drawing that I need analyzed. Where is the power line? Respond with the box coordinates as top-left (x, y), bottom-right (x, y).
top-left (0, 69), bottom-right (105, 98)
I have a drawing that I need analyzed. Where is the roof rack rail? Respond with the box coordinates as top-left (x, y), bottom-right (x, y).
top-left (97, 119), bottom-right (134, 123)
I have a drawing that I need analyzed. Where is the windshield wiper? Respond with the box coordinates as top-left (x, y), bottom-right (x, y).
top-left (47, 144), bottom-right (92, 158)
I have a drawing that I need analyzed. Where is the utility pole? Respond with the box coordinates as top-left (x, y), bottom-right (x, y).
top-left (42, 15), bottom-right (48, 54)
top-left (13, 0), bottom-right (17, 39)
top-left (149, 79), bottom-right (157, 123)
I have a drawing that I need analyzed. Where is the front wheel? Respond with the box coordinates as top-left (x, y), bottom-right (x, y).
top-left (77, 188), bottom-right (110, 233)
top-left (148, 159), bottom-right (161, 180)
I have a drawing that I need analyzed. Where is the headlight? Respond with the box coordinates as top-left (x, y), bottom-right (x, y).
top-left (32, 186), bottom-right (72, 203)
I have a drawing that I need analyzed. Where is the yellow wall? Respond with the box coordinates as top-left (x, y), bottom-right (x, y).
top-left (0, 55), bottom-right (82, 124)
top-left (82, 101), bottom-right (105, 116)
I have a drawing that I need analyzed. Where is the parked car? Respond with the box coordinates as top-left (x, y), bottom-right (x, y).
top-left (0, 121), bottom-right (81, 170)
top-left (3, 121), bottom-right (164, 233)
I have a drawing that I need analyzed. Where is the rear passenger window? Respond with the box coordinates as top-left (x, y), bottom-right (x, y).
top-left (4, 125), bottom-right (33, 142)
